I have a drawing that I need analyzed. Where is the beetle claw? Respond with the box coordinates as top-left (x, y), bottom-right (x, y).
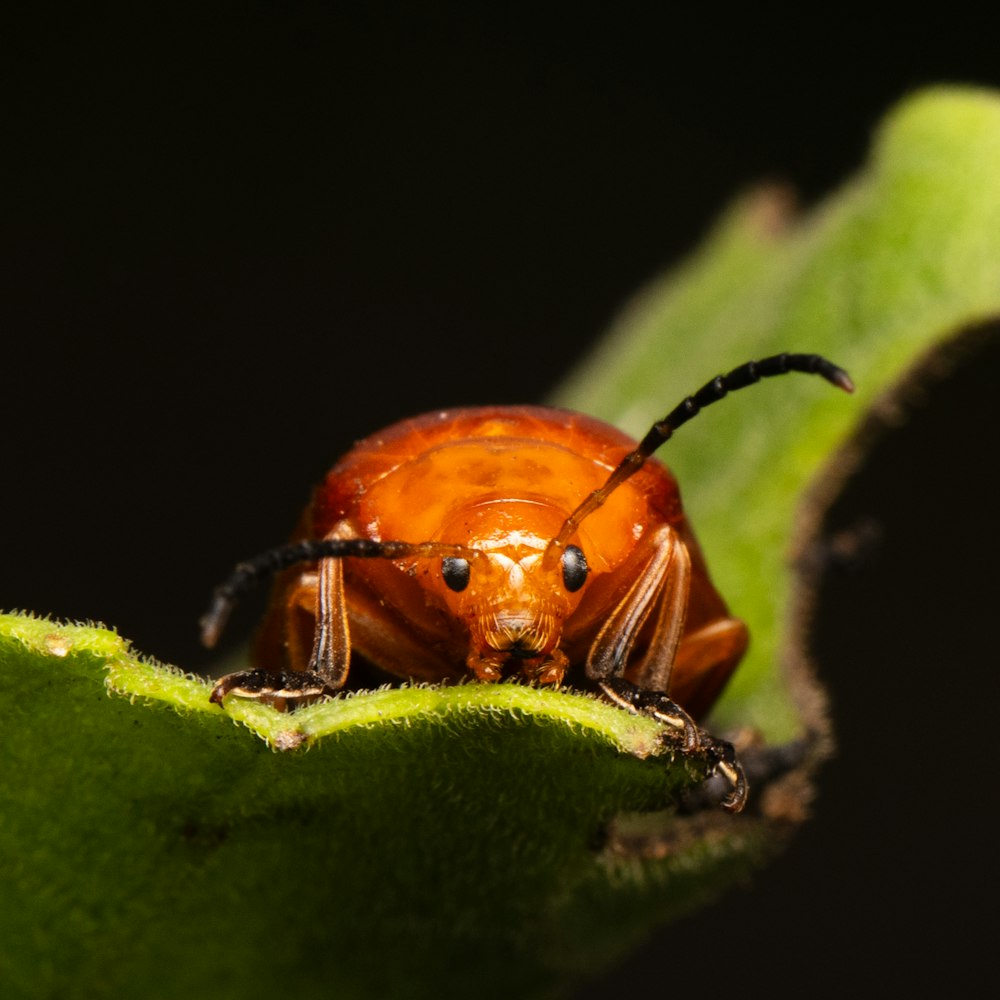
top-left (701, 738), bottom-right (748, 813)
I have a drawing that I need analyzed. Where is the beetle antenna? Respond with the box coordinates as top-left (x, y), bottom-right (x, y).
top-left (549, 353), bottom-right (854, 553)
top-left (200, 538), bottom-right (479, 648)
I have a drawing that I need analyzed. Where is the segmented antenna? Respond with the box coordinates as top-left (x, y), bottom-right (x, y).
top-left (200, 538), bottom-right (479, 648)
top-left (201, 352), bottom-right (852, 646)
top-left (547, 353), bottom-right (853, 553)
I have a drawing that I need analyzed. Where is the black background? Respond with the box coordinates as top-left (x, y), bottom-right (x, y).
top-left (4, 6), bottom-right (996, 996)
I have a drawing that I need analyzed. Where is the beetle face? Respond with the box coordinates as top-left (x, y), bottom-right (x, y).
top-left (427, 501), bottom-right (587, 683)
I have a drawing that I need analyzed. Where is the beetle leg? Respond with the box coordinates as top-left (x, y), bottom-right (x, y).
top-left (307, 553), bottom-right (351, 686)
top-left (701, 738), bottom-right (748, 813)
top-left (586, 525), bottom-right (688, 684)
top-left (599, 677), bottom-right (748, 812)
top-left (599, 678), bottom-right (699, 752)
top-left (208, 668), bottom-right (334, 710)
top-left (627, 534), bottom-right (693, 694)
top-left (586, 527), bottom-right (747, 811)
top-left (210, 527), bottom-right (354, 709)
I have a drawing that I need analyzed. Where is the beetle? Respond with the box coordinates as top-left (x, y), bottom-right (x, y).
top-left (201, 353), bottom-right (853, 811)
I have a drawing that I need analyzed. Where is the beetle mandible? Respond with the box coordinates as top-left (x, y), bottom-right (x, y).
top-left (202, 353), bottom-right (853, 811)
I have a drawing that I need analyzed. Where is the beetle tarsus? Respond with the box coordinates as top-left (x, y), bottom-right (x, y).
top-left (599, 678), bottom-right (747, 812)
top-left (701, 738), bottom-right (748, 813)
top-left (599, 679), bottom-right (700, 751)
top-left (209, 669), bottom-right (335, 710)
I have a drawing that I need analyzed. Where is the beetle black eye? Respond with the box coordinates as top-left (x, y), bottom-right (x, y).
top-left (442, 556), bottom-right (471, 592)
top-left (561, 545), bottom-right (588, 593)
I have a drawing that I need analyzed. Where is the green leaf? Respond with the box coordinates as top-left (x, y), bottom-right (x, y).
top-left (555, 84), bottom-right (1000, 738)
top-left (1, 614), bottom-right (760, 1000)
top-left (4, 86), bottom-right (1000, 999)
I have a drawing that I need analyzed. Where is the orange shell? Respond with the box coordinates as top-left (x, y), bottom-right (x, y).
top-left (255, 405), bottom-right (742, 716)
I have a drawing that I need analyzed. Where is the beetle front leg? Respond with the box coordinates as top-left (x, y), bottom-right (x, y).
top-left (598, 678), bottom-right (700, 752)
top-left (585, 526), bottom-right (747, 812)
top-left (586, 526), bottom-right (689, 687)
top-left (208, 667), bottom-right (336, 709)
top-left (210, 531), bottom-right (352, 710)
top-left (699, 736), bottom-right (748, 813)
top-left (599, 676), bottom-right (747, 812)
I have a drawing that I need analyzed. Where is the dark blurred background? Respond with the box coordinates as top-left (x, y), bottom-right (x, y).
top-left (4, 6), bottom-right (996, 996)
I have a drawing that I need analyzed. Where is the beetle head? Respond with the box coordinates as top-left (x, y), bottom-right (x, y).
top-left (427, 500), bottom-right (590, 684)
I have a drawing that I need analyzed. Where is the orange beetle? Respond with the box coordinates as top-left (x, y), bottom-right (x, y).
top-left (203, 353), bottom-right (852, 811)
